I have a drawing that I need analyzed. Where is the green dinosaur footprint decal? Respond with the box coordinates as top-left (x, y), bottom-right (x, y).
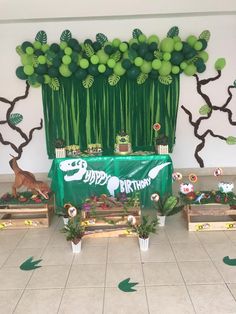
top-left (20, 256), bottom-right (42, 271)
top-left (118, 278), bottom-right (138, 292)
top-left (223, 256), bottom-right (236, 266)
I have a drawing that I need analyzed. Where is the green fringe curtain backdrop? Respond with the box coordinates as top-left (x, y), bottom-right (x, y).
top-left (42, 75), bottom-right (180, 158)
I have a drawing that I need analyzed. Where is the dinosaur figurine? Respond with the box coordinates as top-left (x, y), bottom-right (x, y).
top-left (9, 155), bottom-right (51, 199)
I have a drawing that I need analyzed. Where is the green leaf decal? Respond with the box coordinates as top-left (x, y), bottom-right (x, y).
top-left (108, 73), bottom-right (120, 86)
top-left (49, 77), bottom-right (60, 91)
top-left (82, 74), bottom-right (94, 88)
top-left (60, 30), bottom-right (72, 43)
top-left (35, 30), bottom-right (47, 44)
top-left (16, 45), bottom-right (24, 56)
top-left (118, 278), bottom-right (138, 292)
top-left (132, 28), bottom-right (143, 39)
top-left (20, 256), bottom-right (42, 271)
top-left (9, 113), bottom-right (23, 125)
top-left (158, 75), bottom-right (173, 85)
top-left (226, 136), bottom-right (236, 145)
top-left (223, 256), bottom-right (236, 266)
top-left (96, 33), bottom-right (108, 47)
top-left (154, 50), bottom-right (162, 59)
top-left (137, 73), bottom-right (148, 85)
top-left (199, 104), bottom-right (211, 115)
top-left (199, 30), bottom-right (211, 42)
top-left (167, 26), bottom-right (179, 38)
top-left (110, 50), bottom-right (121, 62)
top-left (215, 58), bottom-right (226, 71)
top-left (84, 43), bottom-right (94, 58)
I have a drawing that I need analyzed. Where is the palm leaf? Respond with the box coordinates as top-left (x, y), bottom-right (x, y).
top-left (110, 50), bottom-right (121, 62)
top-left (158, 75), bottom-right (173, 85)
top-left (199, 30), bottom-right (211, 42)
top-left (137, 73), bottom-right (148, 85)
top-left (49, 77), bottom-right (60, 91)
top-left (84, 43), bottom-right (94, 58)
top-left (9, 113), bottom-right (23, 125)
top-left (82, 74), bottom-right (94, 88)
top-left (108, 73), bottom-right (120, 86)
top-left (132, 28), bottom-right (143, 39)
top-left (167, 26), bottom-right (179, 38)
top-left (35, 30), bottom-right (47, 44)
top-left (60, 30), bottom-right (72, 43)
top-left (16, 45), bottom-right (24, 56)
top-left (96, 33), bottom-right (108, 47)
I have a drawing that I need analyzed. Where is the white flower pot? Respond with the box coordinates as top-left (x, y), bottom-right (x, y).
top-left (157, 215), bottom-right (166, 227)
top-left (71, 240), bottom-right (82, 253)
top-left (139, 237), bottom-right (149, 251)
top-left (55, 148), bottom-right (66, 158)
top-left (63, 217), bottom-right (69, 225)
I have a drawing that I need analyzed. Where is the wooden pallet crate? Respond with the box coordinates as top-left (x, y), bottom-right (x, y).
top-left (0, 196), bottom-right (54, 229)
top-left (184, 203), bottom-right (236, 231)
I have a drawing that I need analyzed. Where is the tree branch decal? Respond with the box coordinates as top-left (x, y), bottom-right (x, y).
top-left (181, 58), bottom-right (236, 167)
top-left (0, 81), bottom-right (43, 166)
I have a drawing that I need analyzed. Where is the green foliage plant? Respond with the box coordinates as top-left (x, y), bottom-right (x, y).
top-left (154, 195), bottom-right (179, 216)
top-left (129, 215), bottom-right (158, 239)
top-left (61, 213), bottom-right (85, 244)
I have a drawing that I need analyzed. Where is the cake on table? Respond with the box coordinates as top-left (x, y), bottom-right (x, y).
top-left (114, 131), bottom-right (132, 155)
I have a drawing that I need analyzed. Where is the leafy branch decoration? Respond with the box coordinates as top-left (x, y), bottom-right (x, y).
top-left (0, 81), bottom-right (43, 166)
top-left (181, 58), bottom-right (236, 167)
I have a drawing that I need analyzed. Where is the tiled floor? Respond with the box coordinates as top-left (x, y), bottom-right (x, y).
top-left (1, 185), bottom-right (236, 313)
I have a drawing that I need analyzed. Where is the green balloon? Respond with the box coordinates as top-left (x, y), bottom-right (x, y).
top-left (163, 52), bottom-right (171, 61)
top-left (113, 62), bottom-right (126, 76)
top-left (16, 66), bottom-right (28, 80)
top-left (79, 58), bottom-right (89, 69)
top-left (138, 34), bottom-right (147, 43)
top-left (75, 68), bottom-right (87, 80)
top-left (198, 51), bottom-right (209, 62)
top-left (112, 38), bottom-right (121, 47)
top-left (44, 74), bottom-right (51, 84)
top-left (59, 64), bottom-right (72, 77)
top-left (35, 64), bottom-right (47, 75)
top-left (160, 38), bottom-right (174, 53)
top-left (134, 57), bottom-right (144, 67)
top-left (129, 38), bottom-right (139, 45)
top-left (62, 55), bottom-right (72, 65)
top-left (194, 41), bottom-right (203, 51)
top-left (96, 50), bottom-right (109, 64)
top-left (152, 59), bottom-right (162, 70)
top-left (107, 58), bottom-right (116, 68)
top-left (26, 47), bottom-right (34, 55)
top-left (174, 41), bottom-right (183, 51)
top-left (98, 64), bottom-right (106, 73)
top-left (64, 47), bottom-right (72, 55)
top-left (23, 65), bottom-right (34, 76)
top-left (171, 65), bottom-right (180, 74)
top-left (158, 61), bottom-right (171, 76)
top-left (48, 67), bottom-right (59, 77)
top-left (184, 64), bottom-right (197, 76)
top-left (147, 35), bottom-right (159, 44)
top-left (38, 55), bottom-right (46, 64)
top-left (127, 66), bottom-right (140, 79)
top-left (119, 42), bottom-right (128, 52)
top-left (90, 55), bottom-right (99, 65)
top-left (173, 36), bottom-right (181, 42)
top-left (60, 41), bottom-right (68, 50)
top-left (21, 54), bottom-right (33, 66)
top-left (187, 35), bottom-right (197, 47)
top-left (140, 61), bottom-right (152, 74)
top-left (41, 44), bottom-right (49, 52)
top-left (180, 61), bottom-right (187, 70)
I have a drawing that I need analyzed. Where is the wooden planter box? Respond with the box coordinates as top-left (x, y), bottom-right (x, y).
top-left (184, 203), bottom-right (236, 231)
top-left (0, 196), bottom-right (54, 229)
top-left (156, 145), bottom-right (169, 154)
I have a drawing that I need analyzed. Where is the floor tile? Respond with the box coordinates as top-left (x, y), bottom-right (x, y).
top-left (0, 249), bottom-right (13, 268)
top-left (66, 264), bottom-right (106, 288)
top-left (178, 261), bottom-right (224, 284)
top-left (171, 242), bottom-right (210, 261)
top-left (224, 231), bottom-right (236, 242)
top-left (146, 285), bottom-right (195, 314)
top-left (58, 288), bottom-right (104, 314)
top-left (227, 283), bottom-right (236, 298)
top-left (82, 236), bottom-right (109, 247)
top-left (73, 245), bottom-right (107, 264)
top-left (149, 229), bottom-right (169, 244)
top-left (0, 234), bottom-right (24, 250)
top-left (166, 229), bottom-right (199, 243)
top-left (47, 232), bottom-right (72, 248)
top-left (40, 246), bottom-right (74, 266)
top-left (203, 241), bottom-right (236, 261)
top-left (3, 247), bottom-right (44, 267)
top-left (106, 263), bottom-right (144, 287)
top-left (143, 262), bottom-right (184, 285)
top-left (104, 287), bottom-right (149, 314)
top-left (14, 289), bottom-right (63, 314)
top-left (141, 242), bottom-right (175, 262)
top-left (17, 233), bottom-right (51, 249)
top-left (0, 289), bottom-right (23, 313)
top-left (27, 265), bottom-right (70, 289)
top-left (214, 260), bottom-right (236, 283)
top-left (196, 231), bottom-right (230, 244)
top-left (107, 238), bottom-right (141, 263)
top-left (0, 267), bottom-right (32, 289)
top-left (187, 284), bottom-right (236, 313)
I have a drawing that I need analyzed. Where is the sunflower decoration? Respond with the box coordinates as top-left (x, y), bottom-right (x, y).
top-left (188, 173), bottom-right (198, 183)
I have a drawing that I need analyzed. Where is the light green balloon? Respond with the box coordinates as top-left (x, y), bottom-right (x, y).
top-left (138, 34), bottom-right (147, 43)
top-left (129, 38), bottom-right (138, 45)
top-left (38, 55), bottom-right (46, 65)
top-left (96, 50), bottom-right (109, 64)
top-left (174, 41), bottom-right (183, 51)
top-left (107, 59), bottom-right (116, 68)
top-left (64, 47), bottom-right (72, 55)
top-left (21, 54), bottom-right (33, 66)
top-left (59, 64), bottom-right (72, 77)
top-left (90, 55), bottom-right (99, 64)
top-left (119, 42), bottom-right (128, 52)
top-left (184, 64), bottom-right (197, 76)
top-left (158, 61), bottom-right (172, 76)
top-left (134, 57), bottom-right (144, 67)
top-left (23, 65), bottom-right (34, 75)
top-left (198, 51), bottom-right (209, 62)
top-left (140, 61), bottom-right (152, 74)
top-left (62, 55), bottom-right (72, 65)
top-left (33, 41), bottom-right (42, 49)
top-left (147, 35), bottom-right (159, 44)
top-left (112, 38), bottom-right (121, 47)
top-left (44, 74), bottom-right (51, 84)
top-left (180, 61), bottom-right (187, 70)
top-left (187, 35), bottom-right (197, 47)
top-left (171, 65), bottom-right (180, 74)
top-left (60, 41), bottom-right (68, 50)
top-left (98, 64), bottom-right (106, 73)
top-left (26, 47), bottom-right (34, 55)
top-left (79, 58), bottom-right (89, 69)
top-left (173, 36), bottom-right (181, 42)
top-left (113, 62), bottom-right (126, 76)
top-left (194, 41), bottom-right (203, 51)
top-left (160, 38), bottom-right (174, 53)
top-left (163, 52), bottom-right (171, 61)
top-left (41, 44), bottom-right (49, 52)
top-left (152, 59), bottom-right (162, 70)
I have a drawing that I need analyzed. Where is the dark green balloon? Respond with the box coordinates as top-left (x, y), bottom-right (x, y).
top-left (144, 52), bottom-right (154, 61)
top-left (71, 52), bottom-right (79, 62)
top-left (88, 64), bottom-right (99, 76)
top-left (148, 42), bottom-right (158, 52)
top-left (122, 59), bottom-right (132, 70)
top-left (21, 41), bottom-right (33, 52)
top-left (75, 68), bottom-right (87, 80)
top-left (131, 43), bottom-right (139, 51)
top-left (171, 51), bottom-right (184, 65)
top-left (103, 67), bottom-right (113, 77)
top-left (36, 74), bottom-right (44, 84)
top-left (50, 43), bottom-right (60, 53)
top-left (16, 66), bottom-right (28, 80)
top-left (68, 38), bottom-right (79, 48)
top-left (92, 41), bottom-right (102, 52)
top-left (138, 43), bottom-right (148, 57)
top-left (35, 64), bottom-right (48, 75)
top-left (149, 69), bottom-right (159, 79)
top-left (34, 49), bottom-right (44, 57)
top-left (68, 62), bottom-right (78, 73)
top-left (104, 45), bottom-right (113, 55)
top-left (185, 49), bottom-right (197, 60)
top-left (48, 67), bottom-right (59, 77)
top-left (182, 42), bottom-right (192, 55)
top-left (199, 39), bottom-right (207, 51)
top-left (52, 57), bottom-right (61, 68)
top-left (127, 66), bottom-right (140, 79)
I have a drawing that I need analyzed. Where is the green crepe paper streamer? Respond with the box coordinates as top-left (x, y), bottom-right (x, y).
top-left (223, 256), bottom-right (236, 266)
top-left (20, 256), bottom-right (42, 271)
top-left (118, 278), bottom-right (138, 292)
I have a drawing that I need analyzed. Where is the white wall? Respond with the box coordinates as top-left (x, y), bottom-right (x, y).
top-left (0, 5), bottom-right (235, 175)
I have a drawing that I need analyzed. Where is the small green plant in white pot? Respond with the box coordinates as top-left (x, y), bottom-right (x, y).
top-left (128, 215), bottom-right (158, 251)
top-left (61, 213), bottom-right (85, 253)
top-left (151, 193), bottom-right (179, 226)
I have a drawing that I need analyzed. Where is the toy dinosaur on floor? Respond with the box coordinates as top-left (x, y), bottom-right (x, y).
top-left (9, 155), bottom-right (51, 199)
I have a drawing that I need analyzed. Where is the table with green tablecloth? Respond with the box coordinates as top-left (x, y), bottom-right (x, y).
top-left (48, 154), bottom-right (173, 214)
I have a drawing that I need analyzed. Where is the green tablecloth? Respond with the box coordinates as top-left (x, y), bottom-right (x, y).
top-left (48, 154), bottom-right (173, 213)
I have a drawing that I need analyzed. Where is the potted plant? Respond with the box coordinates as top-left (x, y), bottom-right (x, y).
top-left (151, 193), bottom-right (179, 226)
top-left (61, 213), bottom-right (85, 253)
top-left (54, 138), bottom-right (66, 158)
top-left (128, 215), bottom-right (158, 251)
